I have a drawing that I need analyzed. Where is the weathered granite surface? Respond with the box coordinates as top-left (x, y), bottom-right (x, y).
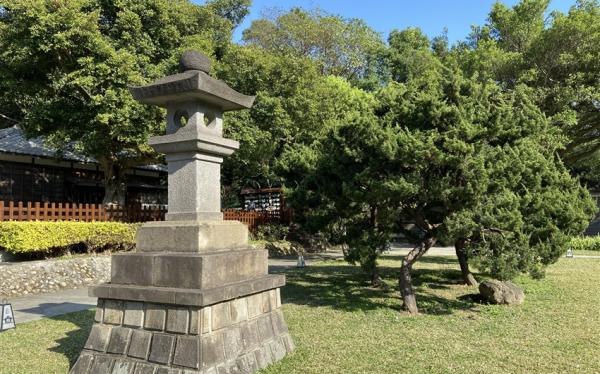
top-left (72, 50), bottom-right (292, 374)
top-left (129, 71), bottom-right (254, 111)
top-left (136, 221), bottom-right (248, 253)
top-left (479, 279), bottom-right (525, 305)
top-left (72, 290), bottom-right (293, 374)
top-left (180, 50), bottom-right (212, 74)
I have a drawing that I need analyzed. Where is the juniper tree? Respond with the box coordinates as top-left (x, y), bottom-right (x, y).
top-left (290, 67), bottom-right (596, 314)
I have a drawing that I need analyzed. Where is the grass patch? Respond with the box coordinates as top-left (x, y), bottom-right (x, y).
top-left (0, 310), bottom-right (94, 373)
top-left (572, 250), bottom-right (600, 257)
top-left (0, 255), bottom-right (599, 373)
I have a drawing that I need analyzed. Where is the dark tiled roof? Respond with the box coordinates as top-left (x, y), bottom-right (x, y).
top-left (0, 126), bottom-right (166, 172)
top-left (0, 126), bottom-right (94, 162)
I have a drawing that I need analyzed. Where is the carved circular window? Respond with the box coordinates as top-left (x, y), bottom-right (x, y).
top-left (174, 110), bottom-right (189, 128)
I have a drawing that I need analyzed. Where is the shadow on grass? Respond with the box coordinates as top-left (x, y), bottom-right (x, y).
top-left (49, 309), bottom-right (94, 369)
top-left (383, 255), bottom-right (459, 265)
top-left (282, 255), bottom-right (480, 315)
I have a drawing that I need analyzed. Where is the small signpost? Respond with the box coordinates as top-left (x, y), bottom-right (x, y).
top-left (297, 254), bottom-right (306, 268)
top-left (0, 299), bottom-right (15, 332)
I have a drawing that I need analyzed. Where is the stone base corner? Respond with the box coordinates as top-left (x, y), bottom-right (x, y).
top-left (71, 288), bottom-right (293, 374)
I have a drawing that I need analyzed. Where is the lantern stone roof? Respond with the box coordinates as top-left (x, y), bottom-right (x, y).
top-left (129, 51), bottom-right (255, 111)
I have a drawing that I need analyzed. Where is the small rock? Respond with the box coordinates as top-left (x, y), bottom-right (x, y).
top-left (479, 279), bottom-right (525, 305)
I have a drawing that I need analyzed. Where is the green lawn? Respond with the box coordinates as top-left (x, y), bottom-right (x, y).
top-left (1, 254), bottom-right (599, 373)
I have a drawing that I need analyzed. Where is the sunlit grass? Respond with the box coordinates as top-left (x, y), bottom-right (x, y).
top-left (1, 255), bottom-right (598, 373)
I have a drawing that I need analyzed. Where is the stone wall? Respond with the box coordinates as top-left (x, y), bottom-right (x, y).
top-left (0, 255), bottom-right (111, 297)
top-left (72, 289), bottom-right (294, 373)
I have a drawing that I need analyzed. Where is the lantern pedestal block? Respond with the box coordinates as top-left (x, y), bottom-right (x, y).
top-left (71, 289), bottom-right (293, 374)
top-left (135, 220), bottom-right (249, 253)
top-left (71, 234), bottom-right (293, 373)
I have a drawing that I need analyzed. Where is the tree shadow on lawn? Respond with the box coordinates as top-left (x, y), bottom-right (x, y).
top-left (282, 256), bottom-right (480, 315)
top-left (383, 254), bottom-right (459, 265)
top-left (49, 309), bottom-right (94, 369)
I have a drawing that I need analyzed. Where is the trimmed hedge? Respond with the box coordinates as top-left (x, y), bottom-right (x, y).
top-left (569, 236), bottom-right (600, 252)
top-left (0, 221), bottom-right (140, 254)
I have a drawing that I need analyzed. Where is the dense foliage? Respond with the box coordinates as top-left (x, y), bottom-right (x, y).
top-left (453, 0), bottom-right (600, 186)
top-left (288, 67), bottom-right (596, 312)
top-left (216, 46), bottom-right (376, 203)
top-left (242, 7), bottom-right (386, 87)
top-left (0, 0), bottom-right (597, 313)
top-left (0, 221), bottom-right (139, 254)
top-left (0, 0), bottom-right (238, 203)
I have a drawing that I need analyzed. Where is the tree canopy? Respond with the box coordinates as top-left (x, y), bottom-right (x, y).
top-left (0, 0), bottom-right (597, 314)
top-left (453, 0), bottom-right (600, 185)
top-left (287, 62), bottom-right (596, 313)
top-left (242, 7), bottom-right (386, 87)
top-left (0, 0), bottom-right (236, 203)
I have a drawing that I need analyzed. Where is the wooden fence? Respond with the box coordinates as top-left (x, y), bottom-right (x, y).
top-left (222, 209), bottom-right (292, 232)
top-left (0, 201), bottom-right (290, 232)
top-left (0, 201), bottom-right (166, 223)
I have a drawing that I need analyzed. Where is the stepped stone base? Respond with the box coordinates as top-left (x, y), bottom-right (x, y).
top-left (136, 221), bottom-right (249, 253)
top-left (71, 288), bottom-right (293, 374)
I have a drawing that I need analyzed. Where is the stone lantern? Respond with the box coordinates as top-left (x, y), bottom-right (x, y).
top-left (71, 51), bottom-right (293, 374)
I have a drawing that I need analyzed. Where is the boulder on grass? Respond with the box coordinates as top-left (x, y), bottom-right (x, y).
top-left (479, 279), bottom-right (525, 305)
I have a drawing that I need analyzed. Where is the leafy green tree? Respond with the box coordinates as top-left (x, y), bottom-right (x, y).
top-left (284, 114), bottom-right (396, 286)
top-left (386, 27), bottom-right (436, 83)
top-left (242, 7), bottom-right (386, 87)
top-left (0, 0), bottom-right (233, 204)
top-left (453, 0), bottom-right (600, 185)
top-left (216, 45), bottom-right (376, 199)
top-left (207, 0), bottom-right (251, 28)
top-left (290, 65), bottom-right (595, 314)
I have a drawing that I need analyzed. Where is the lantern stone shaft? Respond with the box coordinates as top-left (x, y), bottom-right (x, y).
top-left (150, 104), bottom-right (233, 221)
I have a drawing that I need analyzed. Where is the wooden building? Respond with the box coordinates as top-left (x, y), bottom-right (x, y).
top-left (0, 126), bottom-right (166, 205)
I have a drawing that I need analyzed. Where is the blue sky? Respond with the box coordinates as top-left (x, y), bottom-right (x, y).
top-left (197, 0), bottom-right (576, 44)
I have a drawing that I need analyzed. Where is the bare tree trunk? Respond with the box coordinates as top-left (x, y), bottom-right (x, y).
top-left (455, 238), bottom-right (478, 286)
top-left (369, 205), bottom-right (382, 287)
top-left (399, 236), bottom-right (436, 315)
top-left (371, 266), bottom-right (384, 288)
top-left (101, 160), bottom-right (127, 206)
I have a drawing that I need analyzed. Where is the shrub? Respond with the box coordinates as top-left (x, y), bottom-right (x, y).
top-left (252, 224), bottom-right (290, 241)
top-left (0, 221), bottom-right (140, 254)
top-left (569, 236), bottom-right (600, 252)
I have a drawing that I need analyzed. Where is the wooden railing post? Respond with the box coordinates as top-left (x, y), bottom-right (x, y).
top-left (34, 202), bottom-right (40, 221)
top-left (17, 201), bottom-right (23, 221)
